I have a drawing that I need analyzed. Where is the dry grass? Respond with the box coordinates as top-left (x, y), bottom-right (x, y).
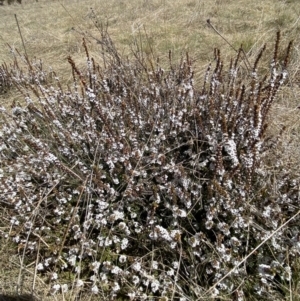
top-left (1, 0), bottom-right (300, 82)
top-left (0, 0), bottom-right (300, 300)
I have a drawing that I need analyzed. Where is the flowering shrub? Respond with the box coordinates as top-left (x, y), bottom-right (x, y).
top-left (0, 31), bottom-right (299, 300)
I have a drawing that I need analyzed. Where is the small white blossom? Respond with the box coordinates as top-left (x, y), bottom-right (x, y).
top-left (205, 220), bottom-right (214, 230)
top-left (112, 282), bottom-right (120, 292)
top-left (36, 263), bottom-right (44, 271)
top-left (128, 292), bottom-right (136, 300)
top-left (104, 237), bottom-right (112, 246)
top-left (211, 259), bottom-right (220, 270)
top-left (151, 279), bottom-right (160, 293)
top-left (91, 285), bottom-right (99, 294)
top-left (132, 261), bottom-right (142, 272)
top-left (111, 266), bottom-right (123, 275)
top-left (119, 255), bottom-right (127, 263)
top-left (167, 268), bottom-right (175, 276)
top-left (90, 275), bottom-right (97, 282)
top-left (172, 261), bottom-right (179, 269)
top-left (76, 279), bottom-right (84, 287)
top-left (149, 225), bottom-right (171, 241)
top-left (132, 275), bottom-right (140, 285)
top-left (170, 241), bottom-right (177, 249)
top-left (152, 261), bottom-right (158, 269)
top-left (188, 236), bottom-right (200, 248)
top-left (172, 206), bottom-right (187, 218)
top-left (121, 237), bottom-right (129, 250)
top-left (68, 254), bottom-right (77, 266)
top-left (109, 210), bottom-right (124, 222)
top-left (61, 284), bottom-right (68, 293)
top-left (50, 284), bottom-right (60, 295)
top-left (118, 222), bottom-right (126, 230)
top-left (91, 261), bottom-right (100, 273)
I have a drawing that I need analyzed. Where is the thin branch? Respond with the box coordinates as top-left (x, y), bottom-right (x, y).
top-left (206, 19), bottom-right (251, 71)
top-left (15, 14), bottom-right (28, 58)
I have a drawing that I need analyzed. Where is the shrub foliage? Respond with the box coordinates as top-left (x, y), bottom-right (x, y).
top-left (0, 31), bottom-right (299, 300)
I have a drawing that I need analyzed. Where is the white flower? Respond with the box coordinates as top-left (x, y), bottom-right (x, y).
top-left (90, 275), bottom-right (97, 282)
top-left (262, 206), bottom-right (272, 218)
top-left (205, 220), bottom-right (214, 230)
top-left (100, 217), bottom-right (107, 225)
top-left (91, 261), bottom-right (100, 273)
top-left (102, 261), bottom-right (112, 272)
top-left (100, 273), bottom-right (108, 282)
top-left (283, 266), bottom-right (291, 281)
top-left (128, 292), bottom-right (136, 300)
top-left (113, 178), bottom-right (119, 184)
top-left (97, 200), bottom-right (109, 210)
top-left (132, 261), bottom-right (142, 272)
top-left (170, 242), bottom-right (177, 249)
top-left (10, 216), bottom-right (20, 226)
top-left (152, 261), bottom-right (158, 269)
top-left (216, 243), bottom-right (226, 253)
top-left (76, 279), bottom-right (84, 287)
top-left (172, 261), bottom-right (179, 269)
top-left (36, 263), bottom-right (44, 271)
top-left (111, 266), bottom-right (123, 275)
top-left (149, 225), bottom-right (171, 241)
top-left (188, 236), bottom-right (200, 248)
top-left (112, 282), bottom-right (120, 292)
top-left (50, 284), bottom-right (60, 295)
top-left (118, 222), bottom-right (126, 230)
top-left (104, 237), bottom-right (112, 246)
top-left (151, 279), bottom-right (160, 293)
top-left (142, 293), bottom-right (150, 301)
top-left (68, 254), bottom-right (77, 266)
top-left (167, 268), bottom-right (175, 276)
top-left (61, 284), bottom-right (68, 293)
top-left (132, 275), bottom-right (140, 285)
top-left (121, 238), bottom-right (129, 250)
top-left (258, 264), bottom-right (274, 279)
top-left (230, 236), bottom-right (241, 247)
top-left (119, 255), bottom-right (127, 263)
top-left (91, 285), bottom-right (99, 294)
top-left (185, 199), bottom-right (192, 209)
top-left (170, 229), bottom-right (181, 240)
top-left (112, 235), bottom-right (121, 244)
top-left (75, 266), bottom-right (81, 274)
top-left (211, 287), bottom-right (220, 297)
top-left (211, 259), bottom-right (220, 270)
top-left (142, 278), bottom-right (149, 287)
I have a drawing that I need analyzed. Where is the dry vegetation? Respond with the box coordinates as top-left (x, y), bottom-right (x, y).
top-left (0, 0), bottom-right (300, 300)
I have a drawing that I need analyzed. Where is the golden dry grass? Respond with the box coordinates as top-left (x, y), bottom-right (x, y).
top-left (1, 0), bottom-right (300, 300)
top-left (0, 0), bottom-right (299, 80)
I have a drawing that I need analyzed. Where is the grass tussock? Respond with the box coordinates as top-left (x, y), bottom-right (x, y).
top-left (0, 23), bottom-right (299, 301)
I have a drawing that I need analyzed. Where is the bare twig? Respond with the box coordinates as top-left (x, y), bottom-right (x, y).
top-left (206, 19), bottom-right (251, 71)
top-left (14, 14), bottom-right (28, 58)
